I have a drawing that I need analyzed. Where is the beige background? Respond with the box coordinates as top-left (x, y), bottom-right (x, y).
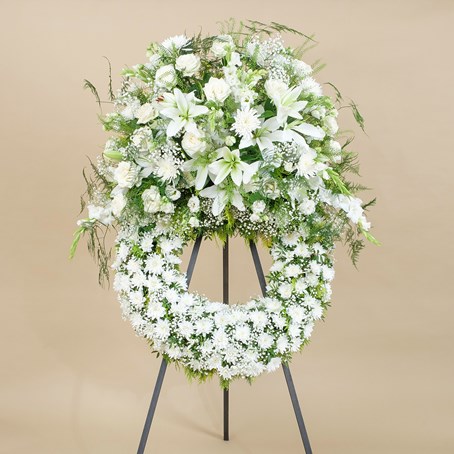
top-left (1, 0), bottom-right (453, 453)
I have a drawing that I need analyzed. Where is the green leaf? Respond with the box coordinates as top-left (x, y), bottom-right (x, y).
top-left (326, 169), bottom-right (351, 195)
top-left (349, 99), bottom-right (366, 132)
top-left (360, 228), bottom-right (381, 245)
top-left (83, 79), bottom-right (101, 111)
top-left (69, 225), bottom-right (86, 259)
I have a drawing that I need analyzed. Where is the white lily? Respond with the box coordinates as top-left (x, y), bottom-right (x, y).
top-left (265, 80), bottom-right (308, 126)
top-left (182, 146), bottom-right (221, 190)
top-left (273, 120), bottom-right (325, 148)
top-left (199, 184), bottom-right (245, 216)
top-left (208, 147), bottom-right (260, 186)
top-left (238, 116), bottom-right (281, 151)
top-left (159, 88), bottom-right (209, 137)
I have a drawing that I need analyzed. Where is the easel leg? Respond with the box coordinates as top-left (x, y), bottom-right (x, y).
top-left (283, 365), bottom-right (313, 454)
top-left (249, 241), bottom-right (313, 453)
top-left (136, 237), bottom-right (202, 453)
top-left (137, 359), bottom-right (167, 454)
top-left (222, 238), bottom-right (230, 441)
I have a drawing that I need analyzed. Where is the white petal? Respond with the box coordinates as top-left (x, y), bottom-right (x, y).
top-left (231, 191), bottom-right (245, 211)
top-left (167, 119), bottom-right (184, 137)
top-left (195, 167), bottom-right (208, 190)
top-left (242, 162), bottom-right (260, 184)
top-left (293, 123), bottom-right (325, 139)
top-left (230, 167), bottom-right (243, 186)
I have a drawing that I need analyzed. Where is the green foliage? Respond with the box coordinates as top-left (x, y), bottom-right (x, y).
top-left (83, 79), bottom-right (101, 111)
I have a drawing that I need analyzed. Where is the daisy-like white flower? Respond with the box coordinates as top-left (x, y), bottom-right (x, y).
top-left (231, 106), bottom-right (261, 140)
top-left (154, 155), bottom-right (179, 181)
top-left (208, 147), bottom-right (260, 186)
top-left (161, 35), bottom-right (189, 50)
top-left (159, 88), bottom-right (209, 137)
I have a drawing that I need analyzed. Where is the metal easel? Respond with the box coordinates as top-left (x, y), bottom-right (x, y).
top-left (137, 237), bottom-right (313, 453)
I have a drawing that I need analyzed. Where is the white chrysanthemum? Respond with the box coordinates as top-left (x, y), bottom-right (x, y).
top-left (285, 264), bottom-right (301, 278)
top-left (178, 321), bottom-right (194, 338)
top-left (231, 106), bottom-right (261, 139)
top-left (278, 282), bottom-right (292, 299)
top-left (161, 35), bottom-right (189, 50)
top-left (266, 357), bottom-right (281, 372)
top-left (155, 156), bottom-right (179, 181)
top-left (234, 324), bottom-right (251, 342)
top-left (147, 302), bottom-right (165, 320)
top-left (257, 332), bottom-right (273, 349)
top-left (195, 318), bottom-right (214, 335)
top-left (154, 319), bottom-right (170, 340)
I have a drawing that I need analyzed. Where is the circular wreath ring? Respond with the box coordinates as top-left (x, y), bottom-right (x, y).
top-left (113, 227), bottom-right (334, 384)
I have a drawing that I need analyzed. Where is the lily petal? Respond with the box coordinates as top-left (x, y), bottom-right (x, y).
top-left (230, 167), bottom-right (243, 186)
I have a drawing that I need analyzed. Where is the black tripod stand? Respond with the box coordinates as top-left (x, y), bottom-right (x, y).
top-left (137, 237), bottom-right (313, 453)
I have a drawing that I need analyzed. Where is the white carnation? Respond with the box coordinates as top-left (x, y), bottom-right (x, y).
top-left (188, 195), bottom-right (200, 213)
top-left (298, 198), bottom-right (316, 215)
top-left (252, 200), bottom-right (266, 214)
top-left (189, 216), bottom-right (200, 228)
top-left (142, 186), bottom-right (161, 213)
top-left (114, 161), bottom-right (139, 188)
top-left (111, 191), bottom-right (127, 217)
top-left (87, 204), bottom-right (113, 225)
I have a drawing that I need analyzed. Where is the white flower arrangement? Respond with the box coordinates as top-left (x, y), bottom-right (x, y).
top-left (72, 20), bottom-right (378, 388)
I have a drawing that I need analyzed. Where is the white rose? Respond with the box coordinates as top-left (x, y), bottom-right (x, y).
top-left (175, 54), bottom-right (200, 76)
top-left (135, 103), bottom-right (158, 124)
top-left (264, 79), bottom-right (288, 101)
top-left (188, 195), bottom-right (200, 213)
top-left (142, 186), bottom-right (161, 213)
top-left (324, 116), bottom-right (339, 135)
top-left (203, 77), bottom-right (231, 104)
top-left (155, 64), bottom-right (177, 89)
top-left (211, 35), bottom-right (234, 57)
top-left (114, 162), bottom-right (138, 188)
top-left (181, 128), bottom-right (206, 155)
